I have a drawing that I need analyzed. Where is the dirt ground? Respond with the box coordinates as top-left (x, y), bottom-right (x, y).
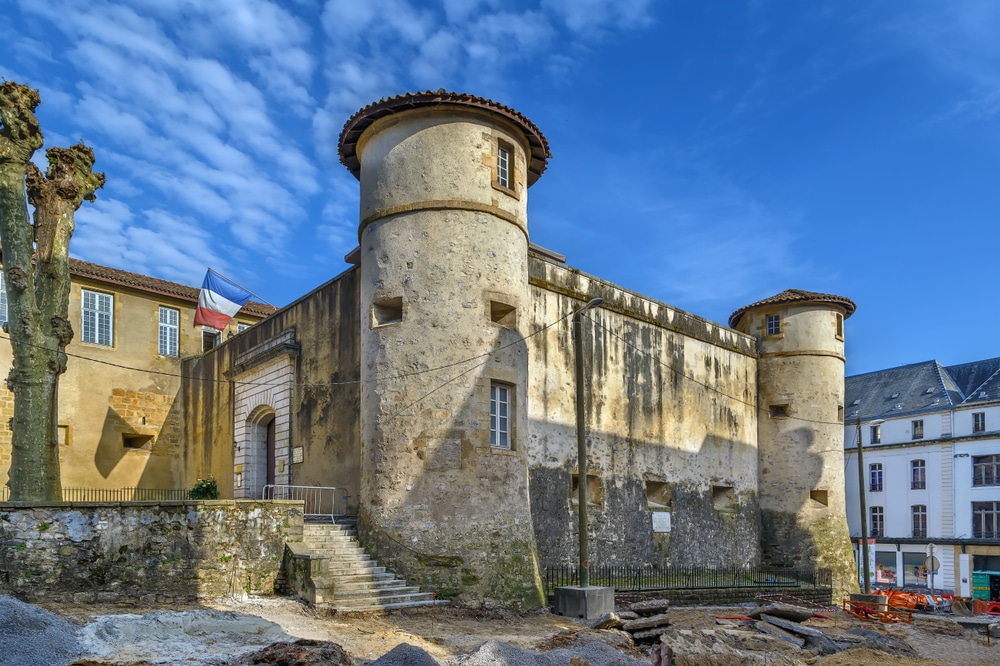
top-left (34, 596), bottom-right (1000, 665)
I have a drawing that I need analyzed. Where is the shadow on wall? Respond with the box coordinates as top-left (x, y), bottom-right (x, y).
top-left (92, 393), bottom-right (183, 490)
top-left (529, 424), bottom-right (763, 572)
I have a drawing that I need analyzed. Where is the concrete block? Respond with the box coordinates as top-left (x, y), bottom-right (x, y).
top-left (554, 586), bottom-right (614, 620)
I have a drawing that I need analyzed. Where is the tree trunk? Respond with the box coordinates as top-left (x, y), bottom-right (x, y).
top-left (0, 82), bottom-right (104, 501)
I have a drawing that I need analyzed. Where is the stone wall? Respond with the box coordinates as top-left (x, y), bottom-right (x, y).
top-left (0, 500), bottom-right (302, 602)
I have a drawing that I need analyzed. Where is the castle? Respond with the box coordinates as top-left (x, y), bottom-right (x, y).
top-left (180, 91), bottom-right (859, 607)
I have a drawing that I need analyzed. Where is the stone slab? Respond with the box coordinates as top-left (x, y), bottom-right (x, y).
top-left (554, 586), bottom-right (615, 620)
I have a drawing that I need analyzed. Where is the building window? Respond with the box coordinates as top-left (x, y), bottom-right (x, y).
top-left (972, 501), bottom-right (1000, 539)
top-left (0, 271), bottom-right (7, 326)
top-left (497, 142), bottom-right (511, 189)
top-left (973, 454), bottom-right (1000, 487)
top-left (768, 404), bottom-right (790, 418)
top-left (835, 313), bottom-right (844, 340)
top-left (911, 459), bottom-right (926, 490)
top-left (237, 322), bottom-right (250, 334)
top-left (870, 506), bottom-right (884, 537)
top-left (912, 505), bottom-right (927, 538)
top-left (974, 412), bottom-right (986, 433)
top-left (911, 419), bottom-right (924, 440)
top-left (158, 307), bottom-right (179, 357)
top-left (202, 326), bottom-right (220, 352)
top-left (372, 296), bottom-right (403, 328)
top-left (81, 289), bottom-right (113, 346)
top-left (870, 424), bottom-right (881, 444)
top-left (765, 314), bottom-right (780, 336)
top-left (869, 463), bottom-right (883, 492)
top-left (490, 382), bottom-right (511, 449)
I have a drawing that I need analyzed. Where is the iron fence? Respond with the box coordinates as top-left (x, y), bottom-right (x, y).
top-left (262, 484), bottom-right (349, 522)
top-left (544, 564), bottom-right (832, 595)
top-left (0, 487), bottom-right (190, 502)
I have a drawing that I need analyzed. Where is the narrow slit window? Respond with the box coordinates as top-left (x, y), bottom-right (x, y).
top-left (810, 489), bottom-right (829, 506)
top-left (497, 142), bottom-right (511, 189)
top-left (490, 382), bottom-right (511, 449)
top-left (768, 404), bottom-right (790, 418)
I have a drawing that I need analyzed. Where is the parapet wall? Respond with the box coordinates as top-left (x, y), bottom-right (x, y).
top-left (0, 500), bottom-right (302, 603)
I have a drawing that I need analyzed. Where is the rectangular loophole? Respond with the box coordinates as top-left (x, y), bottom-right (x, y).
top-left (645, 480), bottom-right (672, 509)
top-left (123, 434), bottom-right (154, 450)
top-left (810, 489), bottom-right (829, 506)
top-left (490, 300), bottom-right (516, 328)
top-left (372, 296), bottom-right (403, 327)
top-left (570, 474), bottom-right (603, 505)
top-left (768, 404), bottom-right (790, 418)
top-left (712, 485), bottom-right (735, 510)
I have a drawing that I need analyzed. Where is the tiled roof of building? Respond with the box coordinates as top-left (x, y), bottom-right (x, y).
top-left (69, 258), bottom-right (276, 318)
top-left (338, 90), bottom-right (551, 186)
top-left (728, 289), bottom-right (856, 328)
top-left (845, 356), bottom-right (1000, 421)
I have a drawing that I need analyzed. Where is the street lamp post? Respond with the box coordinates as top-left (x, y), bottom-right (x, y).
top-left (573, 297), bottom-right (603, 588)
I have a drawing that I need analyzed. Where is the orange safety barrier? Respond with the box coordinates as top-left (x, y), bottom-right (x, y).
top-left (842, 599), bottom-right (912, 624)
top-left (987, 601), bottom-right (1000, 616)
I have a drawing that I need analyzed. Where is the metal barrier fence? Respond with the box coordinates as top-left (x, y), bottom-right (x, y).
top-left (262, 484), bottom-right (349, 522)
top-left (544, 565), bottom-right (832, 595)
top-left (0, 487), bottom-right (190, 502)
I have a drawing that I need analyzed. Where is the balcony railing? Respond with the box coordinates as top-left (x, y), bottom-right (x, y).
top-left (0, 487), bottom-right (189, 502)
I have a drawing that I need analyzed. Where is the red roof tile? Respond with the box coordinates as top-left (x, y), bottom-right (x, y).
top-left (729, 289), bottom-right (855, 328)
top-left (339, 90), bottom-right (551, 186)
top-left (68, 258), bottom-right (276, 318)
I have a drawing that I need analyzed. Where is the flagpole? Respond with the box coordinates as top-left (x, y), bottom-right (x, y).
top-left (207, 267), bottom-right (275, 307)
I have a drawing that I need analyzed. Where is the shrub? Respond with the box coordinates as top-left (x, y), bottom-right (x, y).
top-left (189, 476), bottom-right (219, 500)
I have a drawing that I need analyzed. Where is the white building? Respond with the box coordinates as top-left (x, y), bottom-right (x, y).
top-left (844, 358), bottom-right (1000, 600)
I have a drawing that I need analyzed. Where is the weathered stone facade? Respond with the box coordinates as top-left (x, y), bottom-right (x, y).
top-left (177, 91), bottom-right (858, 608)
top-left (0, 500), bottom-right (302, 602)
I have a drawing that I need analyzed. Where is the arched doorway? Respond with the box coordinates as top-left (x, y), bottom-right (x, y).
top-left (242, 405), bottom-right (276, 499)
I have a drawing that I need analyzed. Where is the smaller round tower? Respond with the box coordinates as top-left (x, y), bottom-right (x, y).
top-left (730, 290), bottom-right (857, 600)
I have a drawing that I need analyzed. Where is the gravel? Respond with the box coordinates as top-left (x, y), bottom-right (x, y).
top-left (448, 639), bottom-right (648, 666)
top-left (370, 642), bottom-right (445, 665)
top-left (0, 595), bottom-right (83, 666)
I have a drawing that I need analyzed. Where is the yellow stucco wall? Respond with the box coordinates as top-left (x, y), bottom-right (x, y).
top-left (0, 270), bottom-right (262, 493)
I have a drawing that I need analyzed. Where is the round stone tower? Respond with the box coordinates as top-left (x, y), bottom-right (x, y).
top-left (338, 91), bottom-right (550, 608)
top-left (729, 289), bottom-right (858, 601)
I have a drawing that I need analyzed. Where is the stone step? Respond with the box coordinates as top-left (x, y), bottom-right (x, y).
top-left (324, 561), bottom-right (385, 573)
top-left (333, 578), bottom-right (410, 593)
top-left (327, 598), bottom-right (448, 613)
top-left (330, 590), bottom-right (431, 607)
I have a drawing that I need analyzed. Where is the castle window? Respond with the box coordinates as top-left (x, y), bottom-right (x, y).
top-left (836, 313), bottom-right (844, 340)
top-left (912, 505), bottom-right (927, 538)
top-left (911, 419), bottom-right (924, 440)
top-left (81, 289), bottom-right (114, 346)
top-left (768, 404), bottom-right (790, 418)
top-left (974, 412), bottom-right (986, 433)
top-left (158, 306), bottom-right (179, 357)
top-left (869, 463), bottom-right (883, 492)
top-left (870, 424), bottom-right (881, 444)
top-left (810, 489), bottom-right (829, 506)
top-left (973, 454), bottom-right (1000, 486)
top-left (489, 300), bottom-right (517, 328)
top-left (911, 459), bottom-right (926, 489)
top-left (712, 485), bottom-right (735, 510)
top-left (870, 506), bottom-right (884, 537)
top-left (490, 382), bottom-right (511, 449)
top-left (123, 433), bottom-right (154, 450)
top-left (570, 473), bottom-right (604, 505)
top-left (645, 480), bottom-right (672, 509)
top-left (765, 314), bottom-right (780, 336)
top-left (202, 326), bottom-right (220, 352)
top-left (372, 296), bottom-right (403, 328)
top-left (497, 141), bottom-right (511, 189)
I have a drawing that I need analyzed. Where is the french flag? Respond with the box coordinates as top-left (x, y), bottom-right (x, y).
top-left (193, 269), bottom-right (253, 329)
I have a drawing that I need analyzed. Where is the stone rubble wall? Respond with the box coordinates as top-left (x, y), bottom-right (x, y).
top-left (0, 500), bottom-right (302, 603)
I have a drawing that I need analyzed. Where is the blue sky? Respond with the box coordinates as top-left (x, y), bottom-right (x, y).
top-left (2, 0), bottom-right (998, 376)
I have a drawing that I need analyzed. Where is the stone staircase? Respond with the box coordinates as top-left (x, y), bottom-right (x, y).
top-left (292, 521), bottom-right (445, 612)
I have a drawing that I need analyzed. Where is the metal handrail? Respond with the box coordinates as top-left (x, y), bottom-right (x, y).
top-left (262, 484), bottom-right (349, 522)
